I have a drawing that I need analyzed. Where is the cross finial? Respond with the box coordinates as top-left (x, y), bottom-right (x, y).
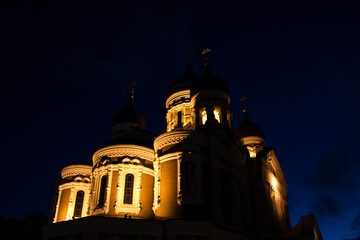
top-left (201, 48), bottom-right (212, 66)
top-left (130, 81), bottom-right (136, 99)
top-left (240, 96), bottom-right (248, 112)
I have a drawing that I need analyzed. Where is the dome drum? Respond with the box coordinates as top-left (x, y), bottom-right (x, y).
top-left (92, 145), bottom-right (155, 166)
top-left (61, 165), bottom-right (92, 179)
top-left (154, 131), bottom-right (207, 153)
top-left (166, 90), bottom-right (190, 110)
top-left (240, 136), bottom-right (265, 146)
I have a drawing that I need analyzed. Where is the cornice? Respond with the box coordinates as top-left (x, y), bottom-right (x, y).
top-left (241, 136), bottom-right (264, 146)
top-left (92, 144), bottom-right (155, 166)
top-left (59, 181), bottom-right (91, 190)
top-left (61, 165), bottom-right (92, 179)
top-left (166, 90), bottom-right (190, 109)
top-left (154, 131), bottom-right (191, 151)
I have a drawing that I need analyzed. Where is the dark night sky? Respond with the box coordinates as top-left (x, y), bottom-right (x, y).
top-left (1, 1), bottom-right (360, 239)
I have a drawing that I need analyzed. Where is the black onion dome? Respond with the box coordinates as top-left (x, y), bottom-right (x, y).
top-left (191, 65), bottom-right (229, 96)
top-left (112, 98), bottom-right (146, 129)
top-left (236, 111), bottom-right (265, 139)
top-left (103, 128), bottom-right (155, 149)
top-left (166, 63), bottom-right (198, 98)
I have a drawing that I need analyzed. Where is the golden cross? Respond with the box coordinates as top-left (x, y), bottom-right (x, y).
top-left (240, 96), bottom-right (248, 112)
top-left (202, 48), bottom-right (212, 66)
top-left (202, 48), bottom-right (212, 55)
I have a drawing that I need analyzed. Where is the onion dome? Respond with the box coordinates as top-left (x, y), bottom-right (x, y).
top-left (103, 127), bottom-right (155, 149)
top-left (112, 97), bottom-right (146, 130)
top-left (236, 110), bottom-right (265, 139)
top-left (166, 62), bottom-right (198, 98)
top-left (191, 64), bottom-right (229, 96)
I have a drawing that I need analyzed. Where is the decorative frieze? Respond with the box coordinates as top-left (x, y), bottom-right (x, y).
top-left (61, 165), bottom-right (92, 179)
top-left (154, 131), bottom-right (191, 151)
top-left (93, 145), bottom-right (155, 166)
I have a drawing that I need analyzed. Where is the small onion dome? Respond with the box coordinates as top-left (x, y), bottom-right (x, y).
top-left (112, 98), bottom-right (146, 130)
top-left (191, 65), bottom-right (229, 96)
top-left (236, 110), bottom-right (265, 139)
top-left (166, 63), bottom-right (198, 98)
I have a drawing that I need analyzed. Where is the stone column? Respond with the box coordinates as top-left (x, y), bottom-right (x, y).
top-left (206, 106), bottom-right (215, 121)
top-left (105, 168), bottom-right (113, 213)
top-left (53, 188), bottom-right (62, 223)
top-left (65, 187), bottom-right (75, 220)
top-left (195, 108), bottom-right (200, 126)
top-left (115, 168), bottom-right (123, 213)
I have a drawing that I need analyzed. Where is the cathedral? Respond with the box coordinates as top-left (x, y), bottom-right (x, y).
top-left (43, 53), bottom-right (322, 240)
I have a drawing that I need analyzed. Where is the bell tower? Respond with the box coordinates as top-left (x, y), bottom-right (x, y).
top-left (191, 49), bottom-right (232, 129)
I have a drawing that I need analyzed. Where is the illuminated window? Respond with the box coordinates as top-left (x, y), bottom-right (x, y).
top-left (123, 174), bottom-right (134, 204)
top-left (201, 109), bottom-right (207, 125)
top-left (73, 190), bottom-right (84, 217)
top-left (184, 107), bottom-right (191, 126)
top-left (167, 112), bottom-right (175, 132)
top-left (98, 175), bottom-right (108, 207)
top-left (214, 108), bottom-right (221, 123)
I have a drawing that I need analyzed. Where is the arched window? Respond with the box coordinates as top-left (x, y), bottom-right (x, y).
top-left (123, 174), bottom-right (134, 204)
top-left (98, 175), bottom-right (108, 207)
top-left (213, 107), bottom-right (221, 123)
top-left (73, 190), bottom-right (85, 217)
top-left (177, 111), bottom-right (182, 127)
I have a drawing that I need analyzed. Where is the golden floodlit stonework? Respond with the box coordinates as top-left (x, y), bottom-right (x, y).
top-left (46, 58), bottom-right (322, 240)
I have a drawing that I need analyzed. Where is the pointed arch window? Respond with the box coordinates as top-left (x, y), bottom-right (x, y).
top-left (73, 190), bottom-right (84, 217)
top-left (98, 175), bottom-right (108, 207)
top-left (123, 174), bottom-right (134, 204)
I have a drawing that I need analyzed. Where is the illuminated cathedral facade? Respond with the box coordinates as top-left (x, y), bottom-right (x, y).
top-left (44, 55), bottom-right (322, 240)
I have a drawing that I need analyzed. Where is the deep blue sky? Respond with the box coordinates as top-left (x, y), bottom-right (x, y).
top-left (1, 1), bottom-right (360, 239)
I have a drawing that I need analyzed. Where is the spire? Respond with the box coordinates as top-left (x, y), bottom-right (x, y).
top-left (130, 81), bottom-right (136, 100)
top-left (240, 96), bottom-right (250, 121)
top-left (240, 96), bottom-right (248, 113)
top-left (185, 46), bottom-right (194, 75)
top-left (186, 46), bottom-right (192, 65)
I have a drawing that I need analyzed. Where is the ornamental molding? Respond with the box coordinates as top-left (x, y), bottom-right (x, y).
top-left (59, 181), bottom-right (91, 191)
top-left (154, 131), bottom-right (192, 151)
top-left (241, 136), bottom-right (264, 146)
top-left (166, 90), bottom-right (190, 109)
top-left (93, 144), bottom-right (155, 166)
top-left (61, 165), bottom-right (92, 179)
